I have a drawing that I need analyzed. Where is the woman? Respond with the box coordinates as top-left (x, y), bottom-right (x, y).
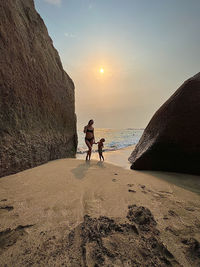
top-left (84, 119), bottom-right (95, 161)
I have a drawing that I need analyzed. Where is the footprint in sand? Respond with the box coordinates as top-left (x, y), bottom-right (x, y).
top-left (141, 191), bottom-right (147, 194)
top-left (127, 184), bottom-right (134, 187)
top-left (112, 179), bottom-right (117, 182)
top-left (153, 193), bottom-right (167, 199)
top-left (0, 199), bottom-right (7, 202)
top-left (168, 210), bottom-right (178, 217)
top-left (127, 184), bottom-right (136, 192)
top-left (138, 184), bottom-right (147, 194)
top-left (165, 226), bottom-right (179, 236)
top-left (128, 189), bottom-right (136, 193)
top-left (185, 207), bottom-right (195, 212)
top-left (152, 190), bottom-right (173, 199)
top-left (159, 190), bottom-right (173, 195)
top-left (0, 205), bottom-right (14, 211)
top-left (163, 215), bottom-right (169, 220)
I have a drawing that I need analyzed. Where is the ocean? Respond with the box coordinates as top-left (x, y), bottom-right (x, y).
top-left (77, 128), bottom-right (143, 154)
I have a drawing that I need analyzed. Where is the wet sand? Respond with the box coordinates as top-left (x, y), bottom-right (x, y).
top-left (0, 158), bottom-right (200, 266)
top-left (77, 146), bottom-right (134, 169)
top-left (77, 145), bottom-right (200, 195)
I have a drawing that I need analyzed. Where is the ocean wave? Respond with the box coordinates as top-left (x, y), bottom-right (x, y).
top-left (77, 128), bottom-right (143, 155)
top-left (77, 143), bottom-right (135, 154)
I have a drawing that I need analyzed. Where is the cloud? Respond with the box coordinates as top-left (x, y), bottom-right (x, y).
top-left (44, 0), bottom-right (61, 6)
top-left (64, 33), bottom-right (77, 38)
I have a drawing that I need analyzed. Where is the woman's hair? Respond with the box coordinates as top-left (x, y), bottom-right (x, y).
top-left (88, 119), bottom-right (94, 125)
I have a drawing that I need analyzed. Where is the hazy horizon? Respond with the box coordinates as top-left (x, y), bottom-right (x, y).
top-left (35, 0), bottom-right (200, 129)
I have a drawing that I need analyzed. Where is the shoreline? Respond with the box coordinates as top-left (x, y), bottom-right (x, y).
top-left (76, 145), bottom-right (135, 169)
top-left (0, 158), bottom-right (200, 265)
top-left (77, 145), bottom-right (200, 195)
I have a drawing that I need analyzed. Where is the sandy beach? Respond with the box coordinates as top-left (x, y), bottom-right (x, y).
top-left (78, 146), bottom-right (200, 195)
top-left (1, 152), bottom-right (200, 266)
top-left (1, 1), bottom-right (200, 266)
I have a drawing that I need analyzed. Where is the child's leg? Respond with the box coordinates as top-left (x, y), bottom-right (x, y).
top-left (102, 154), bottom-right (104, 161)
top-left (99, 152), bottom-right (102, 161)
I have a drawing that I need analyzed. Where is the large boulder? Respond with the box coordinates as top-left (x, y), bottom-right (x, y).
top-left (0, 0), bottom-right (77, 177)
top-left (129, 73), bottom-right (200, 174)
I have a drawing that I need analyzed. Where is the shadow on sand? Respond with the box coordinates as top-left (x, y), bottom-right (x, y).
top-left (71, 161), bottom-right (105, 180)
top-left (144, 170), bottom-right (200, 195)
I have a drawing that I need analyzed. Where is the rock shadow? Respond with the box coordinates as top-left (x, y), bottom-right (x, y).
top-left (143, 170), bottom-right (200, 195)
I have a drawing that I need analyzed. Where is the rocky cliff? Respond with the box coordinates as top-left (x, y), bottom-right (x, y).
top-left (0, 0), bottom-right (77, 177)
top-left (129, 73), bottom-right (200, 174)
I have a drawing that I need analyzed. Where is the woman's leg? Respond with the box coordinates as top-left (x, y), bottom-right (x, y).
top-left (85, 140), bottom-right (92, 161)
top-left (88, 140), bottom-right (94, 160)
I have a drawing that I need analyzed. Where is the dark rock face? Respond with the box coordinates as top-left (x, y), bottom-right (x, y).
top-left (0, 0), bottom-right (77, 177)
top-left (129, 73), bottom-right (200, 174)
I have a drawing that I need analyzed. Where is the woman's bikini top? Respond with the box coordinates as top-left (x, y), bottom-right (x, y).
top-left (86, 128), bottom-right (94, 133)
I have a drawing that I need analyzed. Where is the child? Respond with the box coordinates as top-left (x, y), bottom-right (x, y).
top-left (96, 138), bottom-right (105, 161)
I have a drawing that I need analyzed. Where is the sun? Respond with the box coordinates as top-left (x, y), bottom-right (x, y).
top-left (99, 68), bottom-right (104, 74)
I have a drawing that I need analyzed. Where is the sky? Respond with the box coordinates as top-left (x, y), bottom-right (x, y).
top-left (34, 0), bottom-right (200, 129)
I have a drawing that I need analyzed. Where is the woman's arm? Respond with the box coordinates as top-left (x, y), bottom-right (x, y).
top-left (83, 126), bottom-right (87, 133)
